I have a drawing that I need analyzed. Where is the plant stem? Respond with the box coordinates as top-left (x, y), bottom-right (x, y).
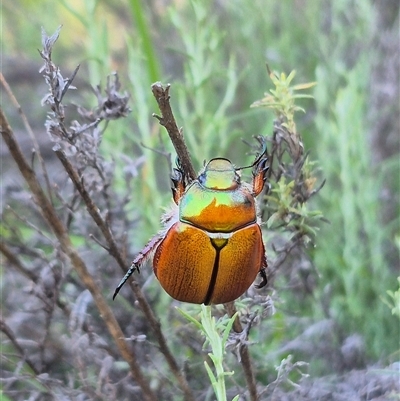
top-left (224, 302), bottom-right (258, 401)
top-left (1, 107), bottom-right (159, 401)
top-left (151, 82), bottom-right (197, 181)
top-left (54, 145), bottom-right (196, 401)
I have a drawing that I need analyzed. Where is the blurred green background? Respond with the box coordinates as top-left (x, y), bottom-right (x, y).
top-left (2, 0), bottom-right (399, 380)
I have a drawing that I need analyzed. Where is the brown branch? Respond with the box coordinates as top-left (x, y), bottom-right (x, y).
top-left (151, 82), bottom-right (197, 181)
top-left (224, 302), bottom-right (259, 401)
top-left (0, 72), bottom-right (53, 204)
top-left (0, 240), bottom-right (94, 337)
top-left (5, 205), bottom-right (56, 246)
top-left (268, 233), bottom-right (303, 285)
top-left (0, 241), bottom-right (39, 283)
top-left (54, 146), bottom-right (126, 267)
top-left (0, 107), bottom-right (158, 401)
top-left (54, 145), bottom-right (196, 401)
top-left (0, 319), bottom-right (40, 375)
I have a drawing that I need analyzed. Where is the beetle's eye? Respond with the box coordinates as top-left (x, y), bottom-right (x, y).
top-left (198, 173), bottom-right (206, 186)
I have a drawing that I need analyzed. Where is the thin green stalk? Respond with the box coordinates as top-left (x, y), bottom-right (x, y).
top-left (178, 306), bottom-right (239, 401)
top-left (127, 0), bottom-right (161, 83)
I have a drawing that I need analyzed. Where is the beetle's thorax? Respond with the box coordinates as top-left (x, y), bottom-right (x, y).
top-left (178, 160), bottom-right (257, 233)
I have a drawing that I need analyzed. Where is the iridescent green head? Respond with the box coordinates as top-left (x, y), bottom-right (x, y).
top-left (198, 158), bottom-right (240, 190)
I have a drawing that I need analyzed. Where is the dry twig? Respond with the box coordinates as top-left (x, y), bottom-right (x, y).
top-left (151, 83), bottom-right (197, 181)
top-left (0, 107), bottom-right (158, 401)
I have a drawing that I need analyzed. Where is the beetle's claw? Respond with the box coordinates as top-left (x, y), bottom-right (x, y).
top-left (251, 138), bottom-right (269, 196)
top-left (171, 161), bottom-right (187, 204)
top-left (256, 268), bottom-right (268, 289)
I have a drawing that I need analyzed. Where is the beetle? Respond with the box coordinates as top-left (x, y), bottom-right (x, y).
top-left (113, 141), bottom-right (269, 305)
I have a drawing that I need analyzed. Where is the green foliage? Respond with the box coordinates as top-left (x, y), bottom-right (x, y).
top-left (0, 390), bottom-right (14, 401)
top-left (179, 305), bottom-right (239, 401)
top-left (168, 0), bottom-right (240, 163)
top-left (251, 69), bottom-right (316, 134)
top-left (382, 277), bottom-right (400, 319)
top-left (2, 0), bottom-right (399, 399)
top-left (265, 177), bottom-right (324, 241)
top-left (127, 0), bottom-right (161, 83)
top-left (312, 1), bottom-right (398, 355)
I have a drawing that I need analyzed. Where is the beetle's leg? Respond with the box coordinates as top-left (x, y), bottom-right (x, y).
top-left (252, 157), bottom-right (269, 196)
top-left (171, 158), bottom-right (188, 205)
top-left (256, 267), bottom-right (268, 289)
top-left (113, 234), bottom-right (164, 300)
top-left (256, 246), bottom-right (268, 289)
top-left (171, 167), bottom-right (185, 205)
top-left (252, 139), bottom-right (269, 196)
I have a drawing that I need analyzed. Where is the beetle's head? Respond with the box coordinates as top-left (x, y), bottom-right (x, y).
top-left (198, 158), bottom-right (240, 190)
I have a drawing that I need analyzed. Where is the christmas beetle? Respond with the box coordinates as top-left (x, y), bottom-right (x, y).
top-left (113, 141), bottom-right (269, 305)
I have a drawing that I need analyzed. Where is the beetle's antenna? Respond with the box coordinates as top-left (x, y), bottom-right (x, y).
top-left (235, 163), bottom-right (253, 171)
top-left (236, 136), bottom-right (269, 172)
top-left (112, 264), bottom-right (138, 300)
